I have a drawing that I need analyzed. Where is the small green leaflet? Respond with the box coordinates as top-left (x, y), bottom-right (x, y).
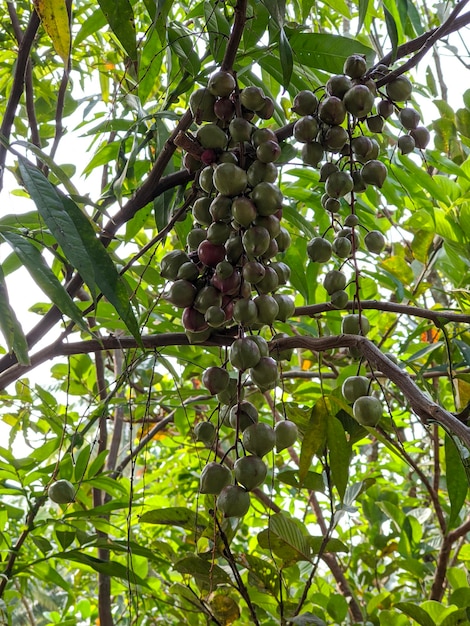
top-left (0, 263), bottom-right (30, 365)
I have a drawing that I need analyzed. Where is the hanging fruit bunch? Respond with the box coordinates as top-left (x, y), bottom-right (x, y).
top-left (159, 55), bottom-right (428, 520)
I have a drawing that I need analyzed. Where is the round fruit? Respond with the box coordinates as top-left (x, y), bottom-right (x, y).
top-left (242, 226), bottom-right (271, 258)
top-left (234, 456), bottom-right (267, 490)
top-left (200, 462), bottom-right (232, 494)
top-left (325, 171), bottom-right (354, 198)
top-left (361, 160), bottom-right (387, 188)
top-left (182, 307), bottom-right (208, 332)
top-left (275, 420), bottom-right (298, 452)
top-left (230, 401), bottom-right (259, 431)
top-left (257, 97), bottom-right (275, 120)
top-left (353, 396), bottom-right (383, 426)
top-left (217, 377), bottom-right (242, 406)
top-left (330, 290), bottom-right (349, 309)
top-left (333, 236), bottom-right (352, 258)
top-left (366, 115), bottom-right (385, 133)
top-left (398, 134), bottom-right (415, 154)
top-left (341, 313), bottom-right (370, 335)
top-left (254, 294), bottom-right (279, 326)
top-left (399, 107), bottom-right (420, 130)
top-left (205, 306), bottom-right (226, 327)
top-left (410, 126), bottom-right (430, 149)
top-left (233, 298), bottom-right (258, 326)
top-left (240, 86), bottom-right (266, 111)
top-left (293, 116), bottom-right (319, 143)
top-left (230, 337), bottom-right (261, 371)
top-left (320, 162), bottom-right (339, 182)
top-left (364, 230), bottom-right (386, 254)
top-left (189, 88), bottom-right (217, 123)
top-left (194, 421), bottom-right (216, 445)
top-left (48, 479), bottom-right (75, 504)
top-left (196, 124), bottom-right (228, 150)
top-left (208, 70), bottom-right (236, 97)
top-left (251, 182), bottom-right (283, 216)
top-left (160, 250), bottom-right (191, 280)
top-left (232, 196), bottom-right (257, 227)
top-left (352, 170), bottom-right (367, 193)
top-left (301, 142), bottom-right (324, 167)
top-left (207, 221), bottom-right (232, 245)
top-left (324, 125), bottom-right (349, 152)
top-left (250, 356), bottom-right (279, 389)
top-left (187, 228), bottom-right (207, 251)
top-left (243, 422), bottom-right (276, 457)
top-left (342, 376), bottom-right (370, 402)
top-left (292, 90), bottom-right (318, 116)
top-left (177, 262), bottom-right (199, 281)
top-left (247, 160), bottom-right (278, 186)
top-left (326, 74), bottom-right (353, 99)
top-left (229, 117), bottom-right (253, 142)
top-left (198, 240), bottom-right (226, 267)
top-left (307, 237), bottom-right (332, 263)
top-left (213, 163), bottom-right (248, 196)
top-left (377, 99), bottom-right (394, 118)
top-left (214, 97), bottom-right (235, 122)
top-left (217, 485), bottom-right (251, 517)
top-left (257, 266), bottom-right (279, 294)
top-left (256, 140), bottom-right (281, 163)
top-left (344, 54), bottom-right (367, 78)
top-left (351, 136), bottom-right (373, 158)
top-left (343, 84), bottom-right (375, 118)
top-left (202, 366), bottom-right (230, 395)
top-left (276, 227), bottom-right (291, 252)
top-left (165, 280), bottom-right (196, 308)
top-left (251, 128), bottom-right (277, 147)
top-left (323, 270), bottom-right (347, 295)
top-left (385, 76), bottom-right (412, 102)
top-left (273, 295), bottom-right (295, 322)
top-left (318, 96), bottom-right (347, 126)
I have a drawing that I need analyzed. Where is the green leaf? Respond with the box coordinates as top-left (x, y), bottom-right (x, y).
top-left (18, 160), bottom-right (141, 342)
top-left (1, 232), bottom-right (88, 334)
top-left (456, 108), bottom-right (470, 138)
top-left (445, 434), bottom-right (469, 529)
top-left (383, 6), bottom-right (398, 61)
top-left (174, 556), bottom-right (231, 585)
top-left (299, 398), bottom-right (329, 484)
top-left (0, 263), bottom-right (30, 366)
top-left (327, 416), bottom-right (350, 500)
top-left (395, 602), bottom-right (436, 626)
top-left (96, 0), bottom-right (137, 61)
top-left (279, 27), bottom-right (293, 89)
top-left (33, 0), bottom-right (71, 62)
top-left (267, 512), bottom-right (311, 562)
top-left (357, 0), bottom-right (370, 33)
top-left (140, 507), bottom-right (209, 531)
top-left (277, 469), bottom-right (325, 492)
top-left (309, 537), bottom-right (348, 554)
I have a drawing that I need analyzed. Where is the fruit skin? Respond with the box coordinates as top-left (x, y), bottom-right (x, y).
top-left (208, 70), bottom-right (236, 97)
top-left (398, 134), bottom-right (415, 154)
top-left (240, 86), bottom-right (266, 112)
top-left (189, 88), bottom-right (217, 123)
top-left (361, 160), bottom-right (387, 188)
top-left (307, 237), bottom-right (332, 263)
top-left (194, 421), bottom-right (216, 445)
top-left (250, 356), bottom-right (279, 390)
top-left (323, 270), bottom-right (347, 295)
top-left (243, 422), bottom-right (276, 457)
top-left (385, 76), bottom-right (412, 102)
top-left (292, 90), bottom-right (318, 116)
top-left (213, 163), bottom-right (248, 196)
top-left (230, 337), bottom-right (261, 371)
top-left (410, 126), bottom-right (430, 149)
top-left (344, 54), bottom-right (367, 78)
top-left (399, 107), bottom-right (420, 130)
top-left (364, 230), bottom-right (386, 253)
top-left (234, 456), bottom-right (267, 490)
top-left (202, 367), bottom-right (229, 395)
top-left (48, 479), bottom-right (75, 504)
top-left (200, 462), bottom-right (232, 494)
top-left (342, 376), bottom-right (370, 402)
top-left (217, 485), bottom-right (251, 517)
top-left (325, 171), bottom-right (354, 198)
top-left (294, 116), bottom-right (319, 143)
top-left (353, 396), bottom-right (383, 426)
top-left (275, 420), bottom-right (298, 451)
top-left (318, 96), bottom-right (347, 126)
top-left (343, 84), bottom-right (375, 118)
top-left (230, 401), bottom-right (259, 431)
top-left (342, 313), bottom-right (370, 335)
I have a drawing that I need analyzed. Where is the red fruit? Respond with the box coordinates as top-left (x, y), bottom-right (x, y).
top-left (197, 240), bottom-right (226, 267)
top-left (201, 149), bottom-right (217, 165)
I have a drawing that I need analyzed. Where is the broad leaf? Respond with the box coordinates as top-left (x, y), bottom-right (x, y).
top-left (299, 398), bottom-right (329, 484)
top-left (445, 434), bottom-right (469, 528)
top-left (97, 0), bottom-right (137, 61)
top-left (33, 0), bottom-right (71, 62)
top-left (0, 263), bottom-right (30, 365)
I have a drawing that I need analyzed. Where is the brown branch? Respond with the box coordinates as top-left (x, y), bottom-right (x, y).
top-left (0, 9), bottom-right (40, 192)
top-left (221, 0), bottom-right (248, 72)
top-left (430, 516), bottom-right (470, 600)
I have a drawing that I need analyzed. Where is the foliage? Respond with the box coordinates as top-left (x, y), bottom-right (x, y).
top-left (1, 1), bottom-right (470, 625)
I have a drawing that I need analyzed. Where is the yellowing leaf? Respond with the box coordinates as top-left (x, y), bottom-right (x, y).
top-left (33, 0), bottom-right (71, 62)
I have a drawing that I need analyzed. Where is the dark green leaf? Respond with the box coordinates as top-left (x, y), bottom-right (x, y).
top-left (299, 398), bottom-right (329, 484)
top-left (174, 556), bottom-right (231, 584)
top-left (357, 0), bottom-right (370, 34)
top-left (0, 263), bottom-right (30, 365)
top-left (445, 434), bottom-right (469, 528)
top-left (97, 0), bottom-right (137, 61)
top-left (327, 417), bottom-right (350, 500)
top-left (395, 602), bottom-right (436, 626)
top-left (269, 513), bottom-right (311, 561)
top-left (309, 537), bottom-right (348, 554)
top-left (456, 108), bottom-right (470, 138)
top-left (279, 27), bottom-right (293, 89)
top-left (54, 550), bottom-right (150, 587)
top-left (140, 507), bottom-right (209, 531)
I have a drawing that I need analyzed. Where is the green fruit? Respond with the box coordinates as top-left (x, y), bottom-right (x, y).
top-left (213, 163), bottom-right (248, 196)
top-left (344, 54), bottom-right (367, 78)
top-left (48, 479), bottom-right (75, 504)
top-left (208, 70), bottom-right (236, 97)
top-left (254, 294), bottom-right (279, 325)
top-left (217, 485), bottom-right (251, 517)
top-left (333, 236), bottom-right (352, 258)
top-left (342, 376), bottom-right (370, 402)
top-left (187, 228), bottom-right (207, 250)
top-left (243, 422), bottom-right (276, 457)
top-left (276, 227), bottom-right (291, 252)
top-left (385, 76), bottom-right (412, 102)
top-left (398, 134), bottom-right (415, 154)
top-left (324, 125), bottom-right (349, 152)
top-left (251, 128), bottom-right (277, 148)
top-left (410, 126), bottom-right (430, 149)
top-left (194, 421), bottom-right (216, 445)
top-left (326, 74), bottom-right (353, 99)
top-left (254, 215), bottom-right (281, 238)
top-left (233, 298), bottom-right (258, 326)
top-left (361, 160), bottom-right (387, 188)
top-left (344, 214), bottom-right (359, 227)
top-left (323, 270), bottom-right (347, 295)
top-left (230, 401), bottom-right (259, 431)
top-left (301, 142), bottom-right (324, 167)
top-left (275, 420), bottom-right (298, 451)
top-left (217, 377), bottom-right (243, 406)
top-left (330, 290), bottom-right (349, 309)
top-left (292, 90), bottom-right (318, 116)
top-left (257, 97), bottom-right (275, 120)
top-left (325, 171), bottom-right (354, 198)
top-left (342, 313), bottom-right (370, 335)
top-left (196, 124), bottom-right (228, 150)
top-left (205, 306), bottom-right (227, 327)
top-left (160, 250), bottom-right (191, 280)
top-left (318, 96), bottom-right (347, 126)
top-left (256, 140), bottom-right (281, 163)
top-left (364, 230), bottom-right (386, 254)
top-left (247, 160), bottom-right (278, 186)
top-left (320, 162), bottom-right (339, 182)
top-left (229, 117), bottom-right (253, 142)
top-left (234, 455), bottom-right (267, 490)
top-left (200, 462), bottom-right (232, 494)
top-left (351, 136), bottom-right (373, 158)
top-left (273, 295), bottom-right (295, 322)
top-left (307, 237), bottom-right (332, 263)
top-left (185, 327), bottom-right (212, 344)
top-left (343, 85), bottom-right (375, 118)
top-left (225, 234), bottom-right (243, 264)
top-left (240, 86), bottom-right (266, 112)
top-left (353, 396), bottom-right (383, 426)
top-left (399, 107), bottom-right (420, 130)
top-left (293, 116), bottom-right (319, 143)
top-left (242, 226), bottom-right (271, 258)
top-left (250, 356), bottom-right (279, 389)
top-left (232, 196), bottom-right (257, 227)
top-left (377, 99), bottom-right (394, 118)
top-left (198, 167), bottom-right (215, 194)
top-left (352, 170), bottom-right (367, 193)
top-left (251, 182), bottom-right (283, 216)
top-left (230, 337), bottom-right (262, 371)
top-left (207, 221), bottom-right (232, 245)
top-left (366, 115), bottom-right (385, 133)
top-left (165, 280), bottom-right (197, 308)
top-left (256, 266), bottom-right (279, 294)
top-left (189, 88), bottom-right (217, 123)
top-left (270, 261), bottom-right (290, 284)
top-left (248, 335), bottom-right (269, 357)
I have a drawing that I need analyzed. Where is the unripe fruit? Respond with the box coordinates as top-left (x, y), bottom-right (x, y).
top-left (301, 142), bottom-right (324, 167)
top-left (323, 270), bottom-right (347, 295)
top-left (256, 140), bottom-right (281, 163)
top-left (364, 230), bottom-right (386, 253)
top-left (160, 250), bottom-right (191, 280)
top-left (234, 455), bottom-right (267, 490)
top-left (251, 182), bottom-right (283, 216)
top-left (242, 226), bottom-right (271, 258)
top-left (377, 99), bottom-right (394, 118)
top-left (242, 260), bottom-right (265, 284)
top-left (243, 422), bottom-right (276, 457)
top-left (276, 227), bottom-right (291, 252)
top-left (247, 160), bottom-right (278, 186)
top-left (198, 167), bottom-right (215, 195)
top-left (229, 117), bottom-right (253, 142)
top-left (292, 90), bottom-right (318, 116)
top-left (398, 134), bottom-right (415, 154)
top-left (320, 162), bottom-right (339, 182)
top-left (293, 116), bottom-right (319, 143)
top-left (257, 266), bottom-right (279, 294)
top-left (270, 261), bottom-right (290, 284)
top-left (250, 356), bottom-right (279, 389)
top-left (48, 479), bottom-right (75, 504)
top-left (257, 97), bottom-right (275, 120)
top-left (233, 298), bottom-right (258, 326)
top-left (323, 125), bottom-right (349, 152)
top-left (344, 54), bottom-right (367, 78)
top-left (410, 126), bottom-right (430, 149)
top-left (213, 163), bottom-right (248, 196)
top-left (353, 396), bottom-right (383, 426)
top-left (240, 86), bottom-right (266, 111)
top-left (275, 420), bottom-right (298, 451)
top-left (325, 171), bottom-right (354, 198)
top-left (217, 377), bottom-right (242, 406)
top-left (399, 107), bottom-right (420, 130)
top-left (351, 136), bottom-right (373, 159)
top-left (177, 262), bottom-right (199, 281)
top-left (217, 485), bottom-right (251, 517)
top-left (342, 376), bottom-right (370, 402)
top-left (194, 421), bottom-right (216, 445)
top-left (203, 366), bottom-right (230, 395)
top-left (255, 214), bottom-right (281, 238)
top-left (361, 160), bottom-right (387, 188)
top-left (385, 76), bottom-right (412, 102)
top-left (251, 127), bottom-right (277, 147)
top-left (254, 294), bottom-right (279, 326)
top-left (326, 74), bottom-right (353, 99)
top-left (187, 228), bottom-right (207, 251)
top-left (189, 88), bottom-right (217, 123)
top-left (230, 401), bottom-right (259, 431)
top-left (324, 197), bottom-right (341, 213)
top-left (307, 237), bottom-right (332, 263)
top-left (318, 96), bottom-right (347, 126)
top-left (200, 462), bottom-right (232, 494)
top-left (208, 70), bottom-right (236, 97)
top-left (352, 170), bottom-right (367, 193)
top-left (330, 289), bottom-right (349, 309)
top-left (230, 337), bottom-right (262, 370)
top-left (342, 313), bottom-right (370, 335)
top-left (207, 221), bottom-right (232, 245)
top-left (366, 115), bottom-right (385, 133)
top-left (194, 286), bottom-right (222, 314)
top-left (196, 124), bottom-right (228, 150)
top-left (273, 295), bottom-right (296, 322)
top-left (165, 280), bottom-right (197, 308)
top-left (343, 84), bottom-right (375, 118)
